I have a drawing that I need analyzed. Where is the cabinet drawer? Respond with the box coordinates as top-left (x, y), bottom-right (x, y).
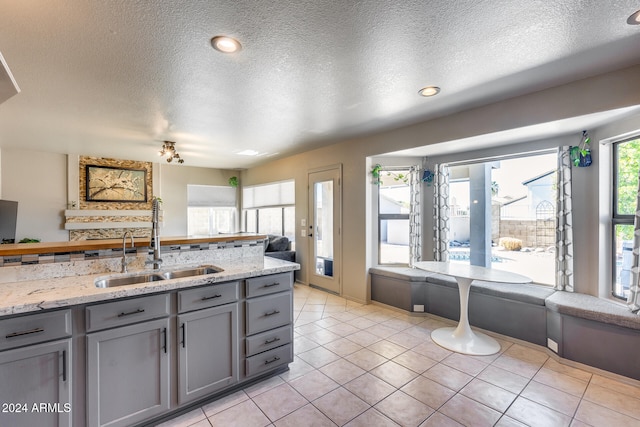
top-left (245, 343), bottom-right (292, 377)
top-left (86, 294), bottom-right (170, 332)
top-left (0, 310), bottom-right (71, 351)
top-left (246, 272), bottom-right (293, 298)
top-left (245, 324), bottom-right (292, 357)
top-left (246, 292), bottom-right (292, 336)
top-left (178, 281), bottom-right (239, 313)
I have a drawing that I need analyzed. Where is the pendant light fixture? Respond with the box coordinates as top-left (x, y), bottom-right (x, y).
top-left (158, 141), bottom-right (184, 164)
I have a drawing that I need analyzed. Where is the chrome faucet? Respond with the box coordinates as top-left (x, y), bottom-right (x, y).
top-left (147, 197), bottom-right (163, 269)
top-left (121, 231), bottom-right (135, 273)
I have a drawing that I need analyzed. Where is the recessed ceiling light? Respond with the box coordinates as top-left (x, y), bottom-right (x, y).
top-left (237, 149), bottom-right (260, 156)
top-left (418, 86), bottom-right (441, 97)
top-left (211, 36), bottom-right (242, 53)
top-left (628, 9), bottom-right (640, 25)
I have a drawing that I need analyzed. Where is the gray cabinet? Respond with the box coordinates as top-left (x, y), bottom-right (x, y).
top-left (86, 297), bottom-right (170, 427)
top-left (245, 272), bottom-right (294, 377)
top-left (0, 309), bottom-right (72, 427)
top-left (0, 339), bottom-right (72, 427)
top-left (177, 303), bottom-right (238, 404)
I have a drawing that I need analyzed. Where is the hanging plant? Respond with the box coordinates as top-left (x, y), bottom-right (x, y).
top-left (570, 130), bottom-right (592, 167)
top-left (370, 164), bottom-right (383, 185)
top-left (421, 169), bottom-right (434, 185)
top-left (228, 176), bottom-right (239, 187)
top-left (370, 164), bottom-right (410, 185)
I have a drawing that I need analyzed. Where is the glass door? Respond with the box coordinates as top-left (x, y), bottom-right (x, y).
top-left (308, 166), bottom-right (341, 294)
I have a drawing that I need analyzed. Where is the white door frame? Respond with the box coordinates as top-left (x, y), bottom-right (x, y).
top-left (307, 164), bottom-right (342, 295)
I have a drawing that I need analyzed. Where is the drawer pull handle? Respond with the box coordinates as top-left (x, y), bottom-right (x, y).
top-left (201, 294), bottom-right (222, 301)
top-left (181, 323), bottom-right (186, 348)
top-left (162, 328), bottom-right (167, 354)
top-left (264, 337), bottom-right (281, 344)
top-left (62, 350), bottom-right (67, 382)
top-left (264, 356), bottom-right (281, 365)
top-left (264, 310), bottom-right (280, 317)
top-left (263, 282), bottom-right (280, 288)
top-left (5, 327), bottom-right (45, 339)
top-left (117, 308), bottom-right (145, 318)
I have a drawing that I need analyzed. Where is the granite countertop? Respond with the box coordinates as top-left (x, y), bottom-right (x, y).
top-left (0, 257), bottom-right (299, 317)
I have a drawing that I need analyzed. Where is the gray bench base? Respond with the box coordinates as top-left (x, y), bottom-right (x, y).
top-left (370, 267), bottom-right (554, 346)
top-left (370, 267), bottom-right (640, 381)
top-left (546, 292), bottom-right (640, 380)
top-left (369, 267), bottom-right (429, 312)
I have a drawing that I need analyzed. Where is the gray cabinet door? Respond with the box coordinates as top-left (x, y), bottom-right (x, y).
top-left (0, 339), bottom-right (71, 427)
top-left (178, 303), bottom-right (238, 404)
top-left (87, 318), bottom-right (170, 427)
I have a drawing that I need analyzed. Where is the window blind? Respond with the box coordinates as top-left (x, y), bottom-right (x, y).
top-left (187, 185), bottom-right (236, 207)
top-left (243, 180), bottom-right (294, 208)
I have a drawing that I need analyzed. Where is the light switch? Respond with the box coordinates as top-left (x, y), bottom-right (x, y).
top-left (301, 219), bottom-right (306, 227)
top-left (300, 229), bottom-right (307, 237)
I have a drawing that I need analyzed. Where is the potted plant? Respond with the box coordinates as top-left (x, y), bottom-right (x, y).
top-left (570, 130), bottom-right (592, 167)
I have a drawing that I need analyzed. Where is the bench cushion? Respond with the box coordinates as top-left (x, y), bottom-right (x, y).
top-left (370, 267), bottom-right (554, 305)
top-left (369, 267), bottom-right (432, 282)
top-left (546, 292), bottom-right (640, 331)
top-left (472, 281), bottom-right (555, 306)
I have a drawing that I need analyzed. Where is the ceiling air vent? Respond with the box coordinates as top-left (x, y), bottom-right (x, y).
top-left (0, 51), bottom-right (20, 105)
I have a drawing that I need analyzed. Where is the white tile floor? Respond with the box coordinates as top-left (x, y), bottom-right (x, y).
top-left (157, 284), bottom-right (640, 427)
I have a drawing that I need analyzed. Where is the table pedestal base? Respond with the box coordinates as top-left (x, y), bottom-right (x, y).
top-left (430, 276), bottom-right (500, 356)
top-left (431, 327), bottom-right (500, 356)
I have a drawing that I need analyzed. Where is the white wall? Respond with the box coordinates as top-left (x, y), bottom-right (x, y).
top-left (0, 148), bottom-right (69, 242)
top-left (2, 65), bottom-right (640, 301)
top-left (0, 149), bottom-right (240, 241)
top-left (243, 64), bottom-right (640, 302)
top-left (158, 164), bottom-right (239, 237)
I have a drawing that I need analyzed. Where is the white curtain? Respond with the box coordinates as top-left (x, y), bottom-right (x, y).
top-left (433, 164), bottom-right (450, 262)
top-left (409, 166), bottom-right (421, 267)
top-left (626, 167), bottom-right (640, 313)
top-left (555, 146), bottom-right (574, 292)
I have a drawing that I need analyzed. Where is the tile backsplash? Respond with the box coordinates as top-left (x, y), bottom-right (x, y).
top-left (0, 238), bottom-right (265, 284)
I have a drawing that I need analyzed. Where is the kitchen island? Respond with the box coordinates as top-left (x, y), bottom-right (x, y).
top-left (0, 234), bottom-right (299, 427)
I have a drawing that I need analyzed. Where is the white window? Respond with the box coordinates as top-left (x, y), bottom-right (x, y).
top-left (378, 168), bottom-right (411, 265)
top-left (242, 180), bottom-right (295, 245)
top-left (447, 152), bottom-right (557, 285)
top-left (187, 185), bottom-right (237, 235)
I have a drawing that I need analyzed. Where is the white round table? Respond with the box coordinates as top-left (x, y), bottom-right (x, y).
top-left (414, 261), bottom-right (532, 356)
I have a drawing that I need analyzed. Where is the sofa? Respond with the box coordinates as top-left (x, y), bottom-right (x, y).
top-left (264, 235), bottom-right (296, 262)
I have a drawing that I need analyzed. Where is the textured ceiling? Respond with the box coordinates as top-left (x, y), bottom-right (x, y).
top-left (0, 1), bottom-right (639, 168)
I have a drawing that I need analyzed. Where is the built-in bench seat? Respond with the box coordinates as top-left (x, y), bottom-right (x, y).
top-left (546, 291), bottom-right (640, 380)
top-left (369, 267), bottom-right (433, 312)
top-left (370, 266), bottom-right (640, 380)
top-left (369, 266), bottom-right (555, 345)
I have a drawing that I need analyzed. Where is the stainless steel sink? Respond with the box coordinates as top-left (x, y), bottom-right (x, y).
top-left (94, 273), bottom-right (166, 288)
top-left (161, 265), bottom-right (223, 279)
top-left (94, 265), bottom-right (223, 288)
